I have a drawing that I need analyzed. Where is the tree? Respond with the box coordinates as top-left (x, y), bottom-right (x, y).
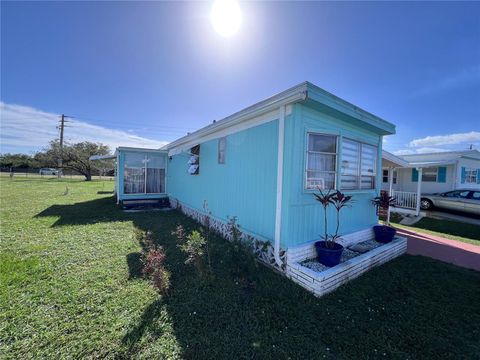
top-left (42, 141), bottom-right (112, 181)
top-left (0, 153), bottom-right (36, 168)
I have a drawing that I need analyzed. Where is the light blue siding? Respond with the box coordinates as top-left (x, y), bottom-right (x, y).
top-left (281, 103), bottom-right (382, 249)
top-left (167, 120), bottom-right (279, 242)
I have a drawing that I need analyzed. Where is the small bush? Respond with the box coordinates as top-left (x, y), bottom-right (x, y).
top-left (227, 216), bottom-right (241, 242)
top-left (143, 246), bottom-right (171, 295)
top-left (179, 230), bottom-right (213, 277)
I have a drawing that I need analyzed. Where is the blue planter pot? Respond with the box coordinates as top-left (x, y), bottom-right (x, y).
top-left (373, 225), bottom-right (396, 243)
top-left (314, 241), bottom-right (344, 267)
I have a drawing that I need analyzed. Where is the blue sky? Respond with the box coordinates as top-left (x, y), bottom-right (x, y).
top-left (1, 1), bottom-right (479, 154)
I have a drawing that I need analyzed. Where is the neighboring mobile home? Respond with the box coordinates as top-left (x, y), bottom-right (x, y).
top-left (108, 82), bottom-right (406, 295)
top-left (381, 150), bottom-right (480, 215)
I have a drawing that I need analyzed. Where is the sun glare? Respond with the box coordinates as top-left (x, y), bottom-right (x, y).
top-left (210, 0), bottom-right (242, 38)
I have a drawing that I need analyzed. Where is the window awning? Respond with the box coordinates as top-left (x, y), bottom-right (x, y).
top-left (89, 154), bottom-right (116, 161)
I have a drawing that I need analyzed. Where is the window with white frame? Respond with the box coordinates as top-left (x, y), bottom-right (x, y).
top-left (305, 133), bottom-right (337, 190)
top-left (382, 169), bottom-right (397, 184)
top-left (218, 137), bottom-right (226, 164)
top-left (422, 167), bottom-right (437, 182)
top-left (465, 168), bottom-right (478, 184)
top-left (124, 153), bottom-right (166, 194)
top-left (340, 139), bottom-right (378, 190)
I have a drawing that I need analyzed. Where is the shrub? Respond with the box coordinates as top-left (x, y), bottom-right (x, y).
top-left (179, 230), bottom-right (211, 276)
top-left (143, 246), bottom-right (171, 295)
top-left (227, 216), bottom-right (241, 242)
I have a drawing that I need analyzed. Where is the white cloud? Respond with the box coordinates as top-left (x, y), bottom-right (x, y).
top-left (409, 131), bottom-right (480, 147)
top-left (393, 149), bottom-right (415, 156)
top-left (0, 102), bottom-right (168, 153)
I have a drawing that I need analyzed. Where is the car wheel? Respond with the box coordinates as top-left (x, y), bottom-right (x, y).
top-left (420, 199), bottom-right (433, 210)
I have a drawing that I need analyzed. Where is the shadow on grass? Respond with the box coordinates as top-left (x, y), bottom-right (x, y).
top-left (34, 197), bottom-right (480, 360)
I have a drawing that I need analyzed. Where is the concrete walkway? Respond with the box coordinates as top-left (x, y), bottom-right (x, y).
top-left (396, 228), bottom-right (480, 271)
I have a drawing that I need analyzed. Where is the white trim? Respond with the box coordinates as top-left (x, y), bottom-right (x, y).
top-left (382, 150), bottom-right (409, 167)
top-left (274, 106), bottom-right (286, 268)
top-left (166, 86), bottom-right (306, 152)
top-left (117, 146), bottom-right (167, 154)
top-left (167, 106), bottom-right (295, 157)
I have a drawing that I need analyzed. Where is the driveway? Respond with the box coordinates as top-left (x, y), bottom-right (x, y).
top-left (425, 209), bottom-right (480, 226)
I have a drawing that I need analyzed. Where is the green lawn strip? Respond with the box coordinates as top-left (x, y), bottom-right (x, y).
top-left (392, 217), bottom-right (480, 246)
top-left (1, 177), bottom-right (479, 359)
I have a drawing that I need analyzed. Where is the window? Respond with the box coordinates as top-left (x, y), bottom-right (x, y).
top-left (465, 168), bottom-right (478, 184)
top-left (218, 137), bottom-right (226, 164)
top-left (124, 153), bottom-right (145, 194)
top-left (444, 190), bottom-right (469, 198)
top-left (188, 145), bottom-right (200, 175)
top-left (471, 191), bottom-right (480, 200)
top-left (305, 133), bottom-right (337, 190)
top-left (124, 153), bottom-right (165, 194)
top-left (340, 139), bottom-right (378, 190)
top-left (422, 167), bottom-right (437, 182)
top-left (382, 169), bottom-right (397, 184)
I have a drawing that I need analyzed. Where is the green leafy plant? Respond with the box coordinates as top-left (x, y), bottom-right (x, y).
top-left (179, 230), bottom-right (211, 277)
top-left (313, 188), bottom-right (353, 248)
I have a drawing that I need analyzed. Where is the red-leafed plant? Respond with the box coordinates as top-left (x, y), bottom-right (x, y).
top-left (143, 246), bottom-right (171, 295)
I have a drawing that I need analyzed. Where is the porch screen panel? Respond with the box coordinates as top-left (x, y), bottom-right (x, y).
top-left (146, 154), bottom-right (165, 194)
top-left (306, 134), bottom-right (337, 190)
top-left (124, 153), bottom-right (145, 194)
top-left (340, 139), bottom-right (360, 189)
top-left (360, 144), bottom-right (377, 189)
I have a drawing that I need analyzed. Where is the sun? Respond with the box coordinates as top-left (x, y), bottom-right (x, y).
top-left (210, 0), bottom-right (242, 38)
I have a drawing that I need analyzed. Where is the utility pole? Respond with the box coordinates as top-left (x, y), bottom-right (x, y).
top-left (57, 114), bottom-right (70, 178)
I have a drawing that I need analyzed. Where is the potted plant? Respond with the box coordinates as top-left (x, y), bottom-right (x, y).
top-left (371, 191), bottom-right (397, 243)
top-left (313, 189), bottom-right (354, 267)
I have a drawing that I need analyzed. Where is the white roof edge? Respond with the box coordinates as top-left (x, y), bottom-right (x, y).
top-left (408, 160), bottom-right (458, 167)
top-left (401, 149), bottom-right (480, 159)
top-left (116, 146), bottom-right (167, 153)
top-left (166, 81), bottom-right (396, 152)
top-left (166, 82), bottom-right (309, 150)
top-left (382, 150), bottom-right (410, 167)
top-left (89, 154), bottom-right (116, 161)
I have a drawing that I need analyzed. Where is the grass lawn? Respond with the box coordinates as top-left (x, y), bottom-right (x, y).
top-left (389, 215), bottom-right (480, 246)
top-left (1, 177), bottom-right (479, 359)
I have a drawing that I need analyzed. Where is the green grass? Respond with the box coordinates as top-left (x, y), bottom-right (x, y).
top-left (390, 216), bottom-right (480, 246)
top-left (1, 177), bottom-right (479, 359)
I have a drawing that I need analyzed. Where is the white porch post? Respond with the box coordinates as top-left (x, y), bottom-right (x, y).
top-left (387, 167), bottom-right (394, 224)
top-left (415, 167), bottom-right (423, 216)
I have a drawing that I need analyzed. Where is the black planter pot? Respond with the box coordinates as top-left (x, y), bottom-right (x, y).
top-left (314, 241), bottom-right (344, 267)
top-left (373, 225), bottom-right (396, 243)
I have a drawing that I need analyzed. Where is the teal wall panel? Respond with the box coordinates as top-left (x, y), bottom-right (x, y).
top-left (167, 120), bottom-right (279, 241)
top-left (281, 103), bottom-right (381, 248)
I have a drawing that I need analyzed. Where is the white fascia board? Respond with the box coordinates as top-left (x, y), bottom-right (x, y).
top-left (166, 84), bottom-right (307, 152)
top-left (117, 146), bottom-right (168, 153)
top-left (167, 105), bottom-right (295, 156)
top-left (408, 160), bottom-right (457, 167)
top-left (306, 82), bottom-right (396, 135)
top-left (89, 154), bottom-right (116, 161)
top-left (382, 150), bottom-right (409, 167)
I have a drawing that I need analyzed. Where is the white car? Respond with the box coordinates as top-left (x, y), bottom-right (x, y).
top-left (39, 168), bottom-right (58, 175)
top-left (420, 189), bottom-right (480, 216)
